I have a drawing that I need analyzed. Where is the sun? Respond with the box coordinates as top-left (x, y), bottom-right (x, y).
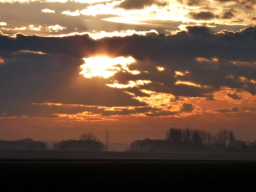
top-left (79, 56), bottom-right (139, 78)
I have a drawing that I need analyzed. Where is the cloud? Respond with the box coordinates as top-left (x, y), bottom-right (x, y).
top-left (115, 0), bottom-right (167, 10)
top-left (242, 107), bottom-right (256, 112)
top-left (41, 8), bottom-right (55, 13)
top-left (227, 93), bottom-right (241, 100)
top-left (62, 10), bottom-right (80, 16)
top-left (0, 22), bottom-right (7, 26)
top-left (1, 26), bottom-right (256, 118)
top-left (188, 11), bottom-right (216, 20)
top-left (0, 57), bottom-right (4, 64)
top-left (215, 106), bottom-right (240, 113)
top-left (180, 103), bottom-right (194, 112)
top-left (222, 10), bottom-right (235, 19)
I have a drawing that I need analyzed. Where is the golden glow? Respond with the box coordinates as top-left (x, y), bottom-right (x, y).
top-left (251, 79), bottom-right (256, 84)
top-left (239, 77), bottom-right (247, 82)
top-left (213, 87), bottom-right (256, 104)
top-left (41, 9), bottom-right (55, 13)
top-left (62, 10), bottom-right (80, 16)
top-left (46, 30), bottom-right (158, 40)
top-left (134, 89), bottom-right (177, 110)
top-left (103, 16), bottom-right (149, 25)
top-left (19, 50), bottom-right (46, 55)
top-left (196, 57), bottom-right (210, 62)
top-left (46, 0), bottom-right (68, 3)
top-left (212, 58), bottom-right (219, 62)
top-left (195, 57), bottom-right (219, 63)
top-left (175, 80), bottom-right (206, 88)
top-left (156, 66), bottom-right (165, 72)
top-left (2, 26), bottom-right (27, 31)
top-left (175, 71), bottom-right (184, 76)
top-left (107, 80), bottom-right (152, 88)
top-left (46, 25), bottom-right (66, 32)
top-left (0, 58), bottom-right (4, 64)
top-left (230, 60), bottom-right (256, 66)
top-left (0, 22), bottom-right (7, 26)
top-left (80, 56), bottom-right (138, 79)
top-left (29, 25), bottom-right (42, 31)
top-left (73, 0), bottom-right (112, 3)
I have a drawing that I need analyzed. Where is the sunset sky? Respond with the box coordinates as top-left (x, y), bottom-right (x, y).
top-left (1, 0), bottom-right (256, 143)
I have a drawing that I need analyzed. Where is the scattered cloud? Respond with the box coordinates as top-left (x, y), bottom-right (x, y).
top-left (0, 57), bottom-right (4, 64)
top-left (215, 106), bottom-right (240, 113)
top-left (0, 22), bottom-right (7, 26)
top-left (62, 10), bottom-right (80, 16)
top-left (188, 11), bottom-right (216, 20)
top-left (46, 25), bottom-right (66, 32)
top-left (41, 8), bottom-right (55, 13)
top-left (115, 0), bottom-right (167, 10)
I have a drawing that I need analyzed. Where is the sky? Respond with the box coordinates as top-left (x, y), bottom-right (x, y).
top-left (1, 0), bottom-right (256, 143)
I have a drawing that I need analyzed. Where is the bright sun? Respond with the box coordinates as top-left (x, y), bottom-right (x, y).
top-left (79, 56), bottom-right (139, 78)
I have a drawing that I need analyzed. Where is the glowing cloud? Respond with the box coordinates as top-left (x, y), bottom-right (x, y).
top-left (175, 71), bottom-right (184, 76)
top-left (29, 25), bottom-right (42, 31)
top-left (19, 50), bottom-right (46, 55)
top-left (107, 80), bottom-right (152, 88)
top-left (0, 58), bottom-right (4, 64)
top-left (46, 25), bottom-right (66, 32)
top-left (46, 0), bottom-right (68, 3)
top-left (80, 56), bottom-right (138, 78)
top-left (175, 80), bottom-right (206, 88)
top-left (0, 22), bottom-right (7, 26)
top-left (195, 57), bottom-right (219, 63)
top-left (133, 89), bottom-right (177, 110)
top-left (41, 9), bottom-right (55, 13)
top-left (62, 10), bottom-right (80, 16)
top-left (156, 66), bottom-right (165, 71)
top-left (46, 30), bottom-right (158, 40)
top-left (73, 0), bottom-right (112, 3)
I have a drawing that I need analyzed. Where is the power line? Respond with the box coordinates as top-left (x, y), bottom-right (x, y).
top-left (105, 130), bottom-right (110, 150)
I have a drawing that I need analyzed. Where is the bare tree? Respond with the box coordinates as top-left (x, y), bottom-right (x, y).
top-left (80, 133), bottom-right (98, 141)
top-left (166, 128), bottom-right (182, 142)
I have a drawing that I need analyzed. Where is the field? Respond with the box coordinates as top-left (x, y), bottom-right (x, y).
top-left (1, 150), bottom-right (256, 191)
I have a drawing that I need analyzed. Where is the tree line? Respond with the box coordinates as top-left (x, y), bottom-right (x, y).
top-left (53, 133), bottom-right (105, 151)
top-left (129, 128), bottom-right (255, 153)
top-left (0, 138), bottom-right (48, 150)
top-left (0, 133), bottom-right (106, 151)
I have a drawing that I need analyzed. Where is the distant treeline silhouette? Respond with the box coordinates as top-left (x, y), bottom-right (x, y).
top-left (129, 128), bottom-right (255, 153)
top-left (0, 133), bottom-right (105, 151)
top-left (0, 138), bottom-right (48, 150)
top-left (53, 133), bottom-right (105, 151)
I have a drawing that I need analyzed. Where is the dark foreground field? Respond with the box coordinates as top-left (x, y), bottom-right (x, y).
top-left (1, 150), bottom-right (256, 191)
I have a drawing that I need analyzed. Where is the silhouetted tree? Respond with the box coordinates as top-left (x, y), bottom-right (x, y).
top-left (54, 133), bottom-right (104, 151)
top-left (166, 128), bottom-right (182, 142)
top-left (0, 138), bottom-right (48, 150)
top-left (80, 133), bottom-right (98, 141)
top-left (130, 128), bottom-right (247, 153)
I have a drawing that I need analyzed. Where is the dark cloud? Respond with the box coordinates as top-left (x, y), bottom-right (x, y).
top-left (115, 0), bottom-right (167, 10)
top-left (180, 103), bottom-right (194, 112)
top-left (0, 51), bottom-right (144, 118)
top-left (187, 0), bottom-right (204, 6)
top-left (185, 26), bottom-right (212, 36)
top-left (215, 107), bottom-right (240, 113)
top-left (242, 107), bottom-right (256, 112)
top-left (188, 11), bottom-right (215, 20)
top-left (227, 93), bottom-right (241, 100)
top-left (222, 10), bottom-right (235, 19)
top-left (1, 26), bottom-right (256, 117)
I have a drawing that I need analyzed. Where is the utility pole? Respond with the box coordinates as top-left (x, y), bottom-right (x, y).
top-left (105, 130), bottom-right (110, 151)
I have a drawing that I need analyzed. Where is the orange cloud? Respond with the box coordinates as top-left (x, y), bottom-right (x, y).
top-left (0, 58), bottom-right (4, 64)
